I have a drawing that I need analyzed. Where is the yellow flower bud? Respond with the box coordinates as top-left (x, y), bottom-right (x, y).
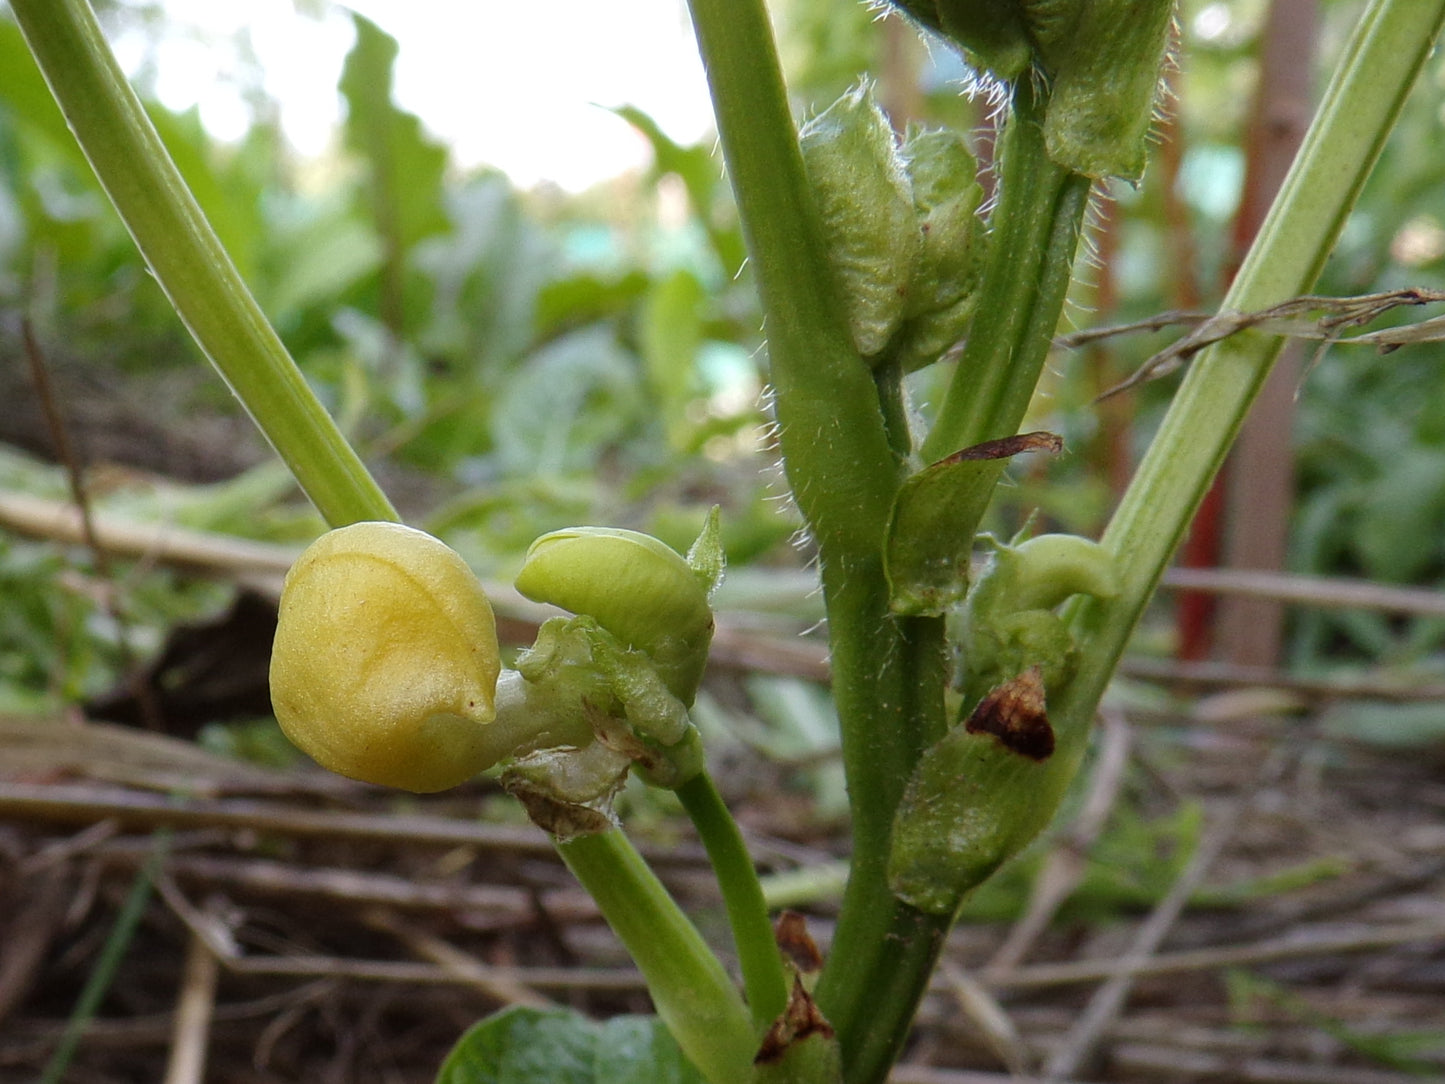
top-left (269, 522), bottom-right (502, 793)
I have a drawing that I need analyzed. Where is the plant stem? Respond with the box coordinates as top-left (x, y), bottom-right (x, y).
top-left (675, 772), bottom-right (790, 1032)
top-left (921, 79), bottom-right (1092, 463)
top-left (557, 829), bottom-right (756, 1084)
top-left (683, 3), bottom-right (961, 1079)
top-left (684, 0), bottom-right (901, 562)
top-left (810, 571), bottom-right (952, 1083)
top-left (9, 0), bottom-right (397, 529)
top-left (1057, 0), bottom-right (1445, 737)
top-left (803, 76), bottom-right (1092, 1084)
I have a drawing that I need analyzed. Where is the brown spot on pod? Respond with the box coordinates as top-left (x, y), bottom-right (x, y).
top-left (964, 667), bottom-right (1055, 761)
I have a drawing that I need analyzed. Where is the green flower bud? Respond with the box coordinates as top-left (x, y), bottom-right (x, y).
top-left (892, 126), bottom-right (988, 372)
top-left (800, 83), bottom-right (922, 358)
top-left (514, 527), bottom-right (714, 704)
top-left (269, 522), bottom-right (502, 793)
top-left (902, 127), bottom-right (986, 317)
top-left (885, 0), bottom-right (1173, 181)
top-left (956, 532), bottom-right (1116, 706)
top-left (1009, 532), bottom-right (1120, 612)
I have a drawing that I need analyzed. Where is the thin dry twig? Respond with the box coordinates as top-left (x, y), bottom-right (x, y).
top-left (974, 916), bottom-right (1445, 992)
top-left (21, 319), bottom-right (164, 730)
top-left (1118, 657), bottom-right (1445, 702)
top-left (362, 909), bottom-right (553, 1009)
top-left (1061, 287), bottom-right (1445, 399)
top-left (0, 865), bottom-right (70, 1026)
top-left (1111, 1041), bottom-right (1429, 1084)
top-left (1159, 566), bottom-right (1445, 618)
top-left (891, 1067), bottom-right (1097, 1084)
top-left (1038, 758), bottom-right (1266, 1080)
top-left (161, 926), bottom-right (219, 1084)
top-left (0, 780), bottom-right (628, 858)
top-left (936, 959), bottom-right (1031, 1075)
top-left (19, 320), bottom-right (107, 576)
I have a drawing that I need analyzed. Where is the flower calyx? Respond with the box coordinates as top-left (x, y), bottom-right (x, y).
top-left (799, 83), bottom-right (986, 371)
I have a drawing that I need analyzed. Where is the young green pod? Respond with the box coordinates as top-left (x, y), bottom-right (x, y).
top-left (890, 668), bottom-right (1066, 914)
top-left (269, 522), bottom-right (502, 793)
top-left (513, 527), bottom-right (714, 704)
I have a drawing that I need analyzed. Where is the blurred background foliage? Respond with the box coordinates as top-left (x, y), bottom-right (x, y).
top-left (2, 0), bottom-right (1445, 718)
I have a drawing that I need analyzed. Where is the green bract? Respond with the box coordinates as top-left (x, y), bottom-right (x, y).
top-left (884, 0), bottom-right (1176, 181)
top-left (269, 522), bottom-right (503, 793)
top-left (800, 84), bottom-right (986, 371)
top-left (1041, 0), bottom-right (1176, 181)
top-left (799, 83), bottom-right (921, 359)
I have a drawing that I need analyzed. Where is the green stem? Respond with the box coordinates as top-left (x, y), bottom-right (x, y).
top-left (1058, 0), bottom-right (1445, 736)
top-left (810, 570), bottom-right (952, 1083)
top-left (676, 772), bottom-right (790, 1032)
top-left (680, 0), bottom-right (966, 1077)
top-left (922, 79), bottom-right (1091, 462)
top-left (10, 0), bottom-right (396, 529)
top-left (557, 829), bottom-right (756, 1084)
top-left (805, 74), bottom-right (1090, 1084)
top-left (684, 0), bottom-right (901, 563)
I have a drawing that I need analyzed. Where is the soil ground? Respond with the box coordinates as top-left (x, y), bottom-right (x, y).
top-left (2, 646), bottom-right (1443, 1084)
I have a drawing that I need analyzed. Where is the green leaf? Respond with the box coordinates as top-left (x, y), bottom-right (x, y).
top-left (595, 1015), bottom-right (708, 1084)
top-left (416, 174), bottom-right (556, 364)
top-left (612, 105), bottom-right (745, 274)
top-left (339, 14), bottom-right (449, 303)
top-left (1352, 447), bottom-right (1445, 582)
top-left (264, 208), bottom-right (384, 319)
top-left (641, 269), bottom-right (707, 449)
top-left (488, 326), bottom-right (646, 477)
top-left (0, 18), bottom-right (93, 174)
top-left (436, 1008), bottom-right (707, 1084)
top-left (437, 1007), bottom-right (596, 1084)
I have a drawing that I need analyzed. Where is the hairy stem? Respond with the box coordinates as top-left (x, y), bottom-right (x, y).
top-left (922, 79), bottom-right (1091, 462)
top-left (810, 569), bottom-right (952, 1083)
top-left (684, 0), bottom-right (901, 561)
